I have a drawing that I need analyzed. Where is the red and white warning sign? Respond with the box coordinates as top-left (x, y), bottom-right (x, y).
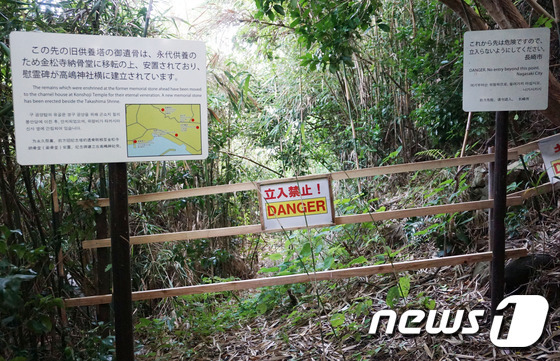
top-left (259, 176), bottom-right (334, 231)
top-left (538, 134), bottom-right (560, 184)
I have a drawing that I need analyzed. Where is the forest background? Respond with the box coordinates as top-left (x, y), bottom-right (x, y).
top-left (1, 0), bottom-right (559, 360)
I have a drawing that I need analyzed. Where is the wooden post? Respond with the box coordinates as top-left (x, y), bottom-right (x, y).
top-left (108, 162), bottom-right (134, 361)
top-left (50, 166), bottom-right (67, 327)
top-left (96, 164), bottom-right (111, 324)
top-left (491, 112), bottom-right (508, 316)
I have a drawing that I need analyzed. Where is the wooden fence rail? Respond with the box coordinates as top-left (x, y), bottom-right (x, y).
top-left (82, 197), bottom-right (524, 249)
top-left (81, 149), bottom-right (534, 208)
top-left (66, 137), bottom-right (553, 307)
top-left (80, 135), bottom-right (556, 250)
top-left (78, 137), bottom-right (545, 209)
top-left (64, 248), bottom-right (528, 307)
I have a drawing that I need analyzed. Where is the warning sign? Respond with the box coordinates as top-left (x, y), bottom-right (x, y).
top-left (463, 28), bottom-right (550, 111)
top-left (259, 176), bottom-right (334, 231)
top-left (538, 134), bottom-right (560, 184)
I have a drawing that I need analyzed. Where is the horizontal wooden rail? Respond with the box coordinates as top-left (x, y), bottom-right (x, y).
top-left (64, 247), bottom-right (528, 307)
top-left (509, 182), bottom-right (559, 200)
top-left (82, 224), bottom-right (263, 249)
top-left (80, 151), bottom-right (522, 208)
top-left (80, 181), bottom-right (257, 208)
top-left (508, 133), bottom-right (555, 155)
top-left (335, 197), bottom-right (522, 225)
top-left (509, 143), bottom-right (539, 155)
top-left (82, 197), bottom-right (523, 249)
top-left (329, 151), bottom-right (519, 181)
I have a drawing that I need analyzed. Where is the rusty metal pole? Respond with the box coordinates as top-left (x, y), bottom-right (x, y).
top-left (491, 111), bottom-right (508, 316)
top-left (108, 162), bottom-right (134, 360)
top-left (487, 146), bottom-right (495, 251)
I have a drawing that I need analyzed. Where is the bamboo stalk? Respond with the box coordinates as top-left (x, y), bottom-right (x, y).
top-left (525, 0), bottom-right (554, 20)
top-left (460, 112), bottom-right (473, 158)
top-left (554, 0), bottom-right (560, 22)
top-left (63, 248), bottom-right (528, 307)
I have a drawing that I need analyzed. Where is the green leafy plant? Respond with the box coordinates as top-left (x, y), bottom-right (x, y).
top-left (255, 0), bottom-right (381, 72)
top-left (386, 275), bottom-right (411, 308)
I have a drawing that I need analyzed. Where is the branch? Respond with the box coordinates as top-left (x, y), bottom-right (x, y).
top-left (239, 17), bottom-right (294, 30)
top-left (554, 0), bottom-right (560, 22)
top-left (525, 0), bottom-right (554, 21)
top-left (220, 150), bottom-right (283, 177)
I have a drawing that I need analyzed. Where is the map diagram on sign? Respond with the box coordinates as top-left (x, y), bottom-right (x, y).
top-left (126, 104), bottom-right (202, 158)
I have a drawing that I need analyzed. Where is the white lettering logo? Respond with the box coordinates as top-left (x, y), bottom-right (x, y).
top-left (369, 295), bottom-right (548, 347)
top-left (490, 295), bottom-right (549, 347)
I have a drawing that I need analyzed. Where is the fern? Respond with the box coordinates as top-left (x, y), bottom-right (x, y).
top-left (415, 149), bottom-right (447, 160)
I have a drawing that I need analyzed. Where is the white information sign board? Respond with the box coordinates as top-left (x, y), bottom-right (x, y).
top-left (463, 28), bottom-right (550, 112)
top-left (10, 31), bottom-right (208, 165)
top-left (259, 176), bottom-right (334, 232)
top-left (538, 134), bottom-right (560, 184)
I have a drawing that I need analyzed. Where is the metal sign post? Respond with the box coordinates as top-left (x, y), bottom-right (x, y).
top-left (463, 28), bottom-right (550, 315)
top-left (490, 111), bottom-right (508, 316)
top-left (108, 162), bottom-right (134, 360)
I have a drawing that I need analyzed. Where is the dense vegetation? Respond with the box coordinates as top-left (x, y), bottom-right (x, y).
top-left (1, 0), bottom-right (559, 360)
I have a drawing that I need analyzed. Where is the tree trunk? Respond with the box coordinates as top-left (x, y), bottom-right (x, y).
top-left (439, 0), bottom-right (489, 30)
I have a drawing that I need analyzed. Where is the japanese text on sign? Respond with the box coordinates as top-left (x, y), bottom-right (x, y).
top-left (259, 177), bottom-right (334, 231)
top-left (467, 37), bottom-right (545, 57)
top-left (20, 44), bottom-right (199, 82)
top-left (463, 28), bottom-right (550, 111)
